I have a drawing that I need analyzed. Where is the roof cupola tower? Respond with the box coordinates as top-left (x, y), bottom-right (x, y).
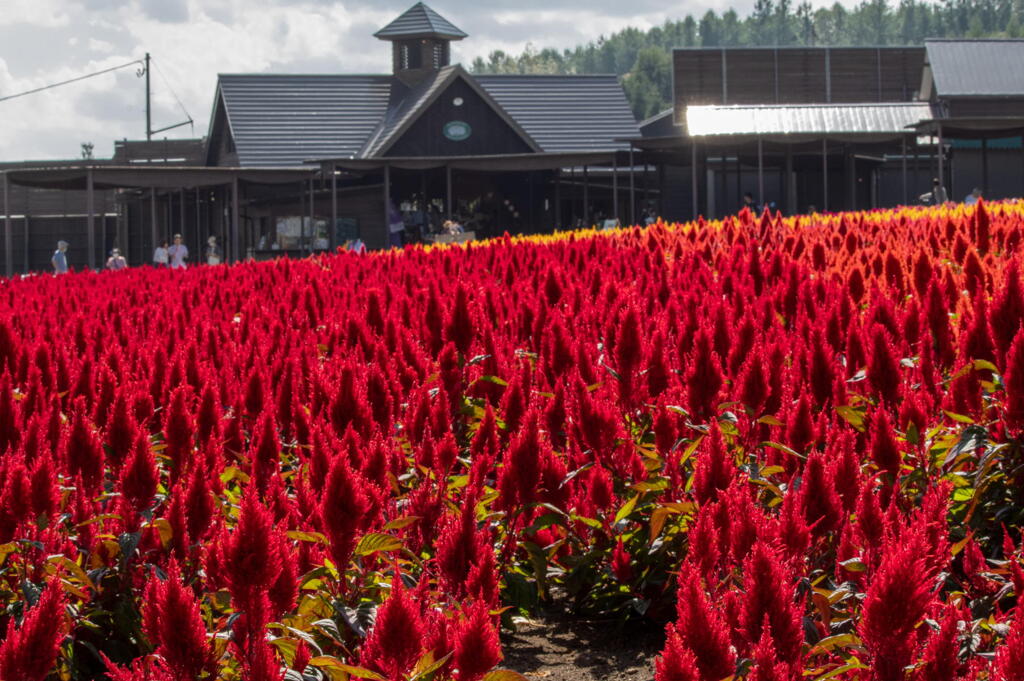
top-left (375, 3), bottom-right (467, 86)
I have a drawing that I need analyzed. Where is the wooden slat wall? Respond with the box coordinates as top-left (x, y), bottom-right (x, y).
top-left (723, 49), bottom-right (778, 105)
top-left (879, 48), bottom-right (926, 102)
top-left (828, 49), bottom-right (882, 102)
top-left (674, 47), bottom-right (927, 122)
top-left (776, 50), bottom-right (828, 104)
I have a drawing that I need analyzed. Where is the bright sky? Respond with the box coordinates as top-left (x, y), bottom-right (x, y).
top-left (0, 0), bottom-right (838, 161)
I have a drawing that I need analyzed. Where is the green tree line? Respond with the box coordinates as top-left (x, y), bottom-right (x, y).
top-left (469, 0), bottom-right (1024, 120)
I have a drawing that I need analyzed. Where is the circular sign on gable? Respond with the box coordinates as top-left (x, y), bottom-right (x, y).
top-left (444, 120), bottom-right (472, 141)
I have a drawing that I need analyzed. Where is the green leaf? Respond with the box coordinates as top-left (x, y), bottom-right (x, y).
top-left (808, 633), bottom-right (862, 656)
top-left (813, 659), bottom-right (869, 681)
top-left (614, 494), bottom-right (640, 525)
top-left (383, 516), bottom-right (420, 531)
top-left (631, 479), bottom-right (668, 493)
top-left (287, 530), bottom-right (328, 544)
top-left (974, 359), bottom-right (999, 373)
top-left (943, 411), bottom-right (975, 424)
top-left (835, 405), bottom-right (865, 431)
top-left (409, 650), bottom-right (454, 681)
top-left (839, 557), bottom-right (866, 573)
top-left (757, 415), bottom-right (784, 427)
top-left (308, 657), bottom-right (386, 680)
top-left (354, 533), bottom-right (403, 556)
top-left (762, 441), bottom-right (807, 461)
top-left (571, 514), bottom-right (603, 530)
top-left (482, 671), bottom-right (531, 681)
top-left (559, 463), bottom-right (594, 489)
top-left (942, 425), bottom-right (988, 469)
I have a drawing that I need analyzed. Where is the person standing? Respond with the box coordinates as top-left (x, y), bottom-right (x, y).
top-left (167, 234), bottom-right (189, 270)
top-left (51, 241), bottom-right (69, 274)
top-left (741, 192), bottom-right (760, 215)
top-left (964, 187), bottom-right (982, 205)
top-left (388, 202), bottom-right (405, 248)
top-left (106, 249), bottom-right (127, 271)
top-left (920, 178), bottom-right (949, 205)
top-left (153, 240), bottom-right (169, 268)
top-left (204, 236), bottom-right (222, 266)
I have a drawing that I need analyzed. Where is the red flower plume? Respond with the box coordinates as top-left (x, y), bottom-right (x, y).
top-left (361, 576), bottom-right (426, 680)
top-left (453, 600), bottom-right (502, 681)
top-left (142, 561), bottom-right (211, 681)
top-left (0, 576), bottom-right (67, 681)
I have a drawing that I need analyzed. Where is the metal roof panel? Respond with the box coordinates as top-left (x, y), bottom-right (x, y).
top-left (217, 74), bottom-right (394, 167)
top-left (475, 75), bottom-right (640, 152)
top-left (685, 102), bottom-right (933, 137)
top-left (374, 3), bottom-right (467, 40)
top-left (926, 40), bottom-right (1024, 97)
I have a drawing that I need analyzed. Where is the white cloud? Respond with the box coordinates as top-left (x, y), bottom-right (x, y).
top-left (0, 0), bottom-right (72, 27)
top-left (0, 0), bottom-right (857, 161)
top-left (88, 38), bottom-right (116, 53)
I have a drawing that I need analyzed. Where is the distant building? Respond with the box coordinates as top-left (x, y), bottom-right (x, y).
top-left (633, 42), bottom-right (1024, 220)
top-left (4, 8), bottom-right (1024, 274)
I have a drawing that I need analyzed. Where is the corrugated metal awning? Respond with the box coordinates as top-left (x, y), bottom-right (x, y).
top-left (3, 166), bottom-right (316, 191)
top-left (316, 151), bottom-right (619, 172)
top-left (686, 103), bottom-right (935, 142)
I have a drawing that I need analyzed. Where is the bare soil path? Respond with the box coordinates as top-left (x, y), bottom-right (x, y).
top-left (502, 613), bottom-right (665, 681)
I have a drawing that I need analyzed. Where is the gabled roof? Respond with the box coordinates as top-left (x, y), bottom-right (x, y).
top-left (208, 71), bottom-right (639, 166)
top-left (475, 75), bottom-right (640, 152)
top-left (374, 3), bottom-right (467, 41)
top-left (361, 65), bottom-right (540, 157)
top-left (211, 74), bottom-right (394, 167)
top-left (926, 40), bottom-right (1024, 97)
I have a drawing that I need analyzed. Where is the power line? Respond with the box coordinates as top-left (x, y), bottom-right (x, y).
top-left (0, 59), bottom-right (145, 103)
top-left (150, 56), bottom-right (194, 134)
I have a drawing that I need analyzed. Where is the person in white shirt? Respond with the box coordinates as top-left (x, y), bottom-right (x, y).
top-left (205, 236), bottom-right (222, 265)
top-left (153, 240), bottom-right (169, 267)
top-left (964, 188), bottom-right (982, 205)
top-left (167, 234), bottom-right (189, 269)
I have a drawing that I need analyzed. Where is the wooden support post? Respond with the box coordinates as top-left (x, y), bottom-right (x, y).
top-left (612, 153), bottom-right (619, 223)
top-left (822, 138), bottom-right (829, 213)
top-left (785, 145), bottom-right (795, 215)
top-left (330, 166), bottom-right (338, 251)
top-left (194, 188), bottom-right (201, 254)
top-left (691, 143), bottom-right (699, 219)
top-left (86, 169), bottom-right (96, 270)
top-left (446, 165), bottom-right (452, 219)
top-left (982, 137), bottom-right (989, 196)
top-left (757, 138), bottom-right (764, 209)
top-left (3, 172), bottom-right (11, 278)
top-left (629, 146), bottom-right (636, 225)
top-left (150, 188), bottom-right (158, 257)
top-left (384, 164), bottom-right (391, 248)
top-left (582, 165), bottom-right (589, 226)
top-left (231, 178), bottom-right (240, 262)
top-left (937, 124), bottom-right (945, 197)
top-left (554, 170), bottom-right (561, 230)
top-left (308, 177), bottom-right (315, 254)
top-left (902, 136), bottom-right (909, 206)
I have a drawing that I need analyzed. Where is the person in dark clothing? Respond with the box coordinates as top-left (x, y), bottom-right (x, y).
top-left (742, 192), bottom-right (761, 215)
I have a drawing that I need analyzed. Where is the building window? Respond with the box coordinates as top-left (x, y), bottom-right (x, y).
top-left (399, 41), bottom-right (422, 70)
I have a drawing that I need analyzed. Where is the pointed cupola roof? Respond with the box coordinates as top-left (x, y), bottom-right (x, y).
top-left (374, 3), bottom-right (468, 41)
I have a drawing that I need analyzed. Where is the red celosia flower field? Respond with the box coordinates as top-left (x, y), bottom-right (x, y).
top-left (3, 201), bottom-right (1024, 680)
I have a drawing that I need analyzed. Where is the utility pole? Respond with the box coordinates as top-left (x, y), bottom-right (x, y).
top-left (145, 52), bottom-right (151, 141)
